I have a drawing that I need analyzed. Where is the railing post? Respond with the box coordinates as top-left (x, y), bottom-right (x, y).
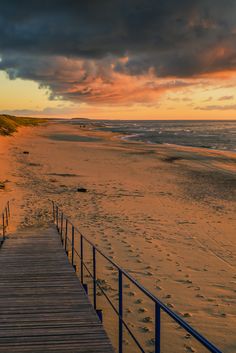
top-left (7, 201), bottom-right (10, 219)
top-left (5, 207), bottom-right (8, 227)
top-left (155, 303), bottom-right (161, 353)
top-left (72, 225), bottom-right (75, 268)
top-left (118, 269), bottom-right (123, 353)
top-left (60, 212), bottom-right (64, 242)
top-left (65, 218), bottom-right (68, 251)
top-left (52, 201), bottom-right (55, 223)
top-left (80, 234), bottom-right (84, 284)
top-left (56, 206), bottom-right (59, 231)
top-left (93, 246), bottom-right (97, 310)
top-left (2, 213), bottom-right (5, 240)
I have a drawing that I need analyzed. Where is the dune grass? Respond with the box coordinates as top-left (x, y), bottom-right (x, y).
top-left (0, 115), bottom-right (47, 136)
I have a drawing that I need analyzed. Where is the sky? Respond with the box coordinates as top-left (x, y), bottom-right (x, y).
top-left (0, 0), bottom-right (236, 120)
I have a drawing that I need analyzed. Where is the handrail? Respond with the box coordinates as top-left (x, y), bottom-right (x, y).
top-left (51, 200), bottom-right (222, 353)
top-left (1, 201), bottom-right (10, 244)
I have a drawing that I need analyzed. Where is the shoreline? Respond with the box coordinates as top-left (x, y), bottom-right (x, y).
top-left (88, 119), bottom-right (236, 154)
top-left (79, 121), bottom-right (236, 154)
top-left (88, 124), bottom-right (236, 178)
top-left (117, 132), bottom-right (236, 157)
top-left (0, 121), bottom-right (235, 352)
top-left (115, 131), bottom-right (236, 155)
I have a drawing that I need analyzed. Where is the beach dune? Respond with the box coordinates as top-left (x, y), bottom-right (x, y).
top-left (0, 121), bottom-right (235, 352)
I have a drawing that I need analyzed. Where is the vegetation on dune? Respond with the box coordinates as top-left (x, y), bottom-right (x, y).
top-left (0, 115), bottom-right (47, 136)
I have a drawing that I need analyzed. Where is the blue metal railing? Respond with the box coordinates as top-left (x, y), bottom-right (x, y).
top-left (1, 201), bottom-right (10, 245)
top-left (51, 200), bottom-right (222, 353)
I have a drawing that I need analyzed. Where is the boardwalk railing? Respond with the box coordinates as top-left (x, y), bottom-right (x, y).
top-left (1, 201), bottom-right (10, 245)
top-left (51, 200), bottom-right (222, 353)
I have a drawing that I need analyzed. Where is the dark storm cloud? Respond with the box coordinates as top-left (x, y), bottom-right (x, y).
top-left (1, 1), bottom-right (236, 74)
top-left (0, 0), bottom-right (236, 103)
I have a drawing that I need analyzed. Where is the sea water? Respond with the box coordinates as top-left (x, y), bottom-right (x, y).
top-left (70, 119), bottom-right (236, 152)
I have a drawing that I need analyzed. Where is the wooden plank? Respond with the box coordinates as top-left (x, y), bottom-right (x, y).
top-left (0, 227), bottom-right (115, 353)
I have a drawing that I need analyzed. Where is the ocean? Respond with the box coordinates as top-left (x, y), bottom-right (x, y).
top-left (86, 120), bottom-right (236, 152)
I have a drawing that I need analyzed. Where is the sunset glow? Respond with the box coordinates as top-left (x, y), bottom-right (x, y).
top-left (0, 1), bottom-right (236, 119)
top-left (0, 3), bottom-right (236, 353)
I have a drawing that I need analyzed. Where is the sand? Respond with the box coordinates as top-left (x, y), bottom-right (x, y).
top-left (0, 121), bottom-right (235, 353)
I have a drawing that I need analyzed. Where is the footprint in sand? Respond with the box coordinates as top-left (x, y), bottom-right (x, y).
top-left (125, 308), bottom-right (132, 314)
top-left (124, 284), bottom-right (130, 288)
top-left (185, 345), bottom-right (196, 352)
top-left (138, 307), bottom-right (147, 313)
top-left (145, 271), bottom-right (153, 276)
top-left (142, 316), bottom-right (153, 323)
top-left (139, 326), bottom-right (150, 333)
top-left (134, 299), bottom-right (143, 304)
top-left (127, 291), bottom-right (135, 297)
top-left (182, 312), bottom-right (192, 318)
top-left (146, 338), bottom-right (155, 347)
top-left (177, 279), bottom-right (193, 284)
top-left (106, 266), bottom-right (114, 270)
top-left (156, 285), bottom-right (162, 290)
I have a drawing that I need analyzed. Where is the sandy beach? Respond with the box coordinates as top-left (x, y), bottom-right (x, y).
top-left (0, 121), bottom-right (235, 353)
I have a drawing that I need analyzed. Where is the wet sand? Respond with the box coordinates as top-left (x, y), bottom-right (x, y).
top-left (0, 121), bottom-right (235, 352)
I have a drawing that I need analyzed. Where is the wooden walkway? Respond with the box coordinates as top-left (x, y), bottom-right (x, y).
top-left (0, 227), bottom-right (115, 353)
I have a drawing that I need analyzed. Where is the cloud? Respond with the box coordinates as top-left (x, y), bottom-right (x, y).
top-left (0, 54), bottom-right (196, 105)
top-left (203, 97), bottom-right (213, 102)
top-left (218, 95), bottom-right (234, 101)
top-left (195, 104), bottom-right (236, 110)
top-left (0, 1), bottom-right (236, 105)
top-left (0, 106), bottom-right (79, 117)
